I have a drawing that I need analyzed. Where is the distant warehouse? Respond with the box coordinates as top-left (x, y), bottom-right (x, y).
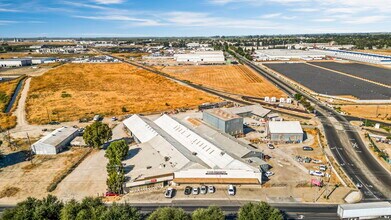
top-left (203, 109), bottom-right (243, 135)
top-left (267, 121), bottom-right (304, 143)
top-left (32, 127), bottom-right (79, 155)
top-left (174, 51), bottom-right (225, 64)
top-left (0, 59), bottom-right (32, 67)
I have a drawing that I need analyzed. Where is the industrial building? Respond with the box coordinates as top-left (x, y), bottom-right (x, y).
top-left (31, 127), bottom-right (79, 155)
top-left (254, 49), bottom-right (326, 61)
top-left (202, 109), bottom-right (243, 135)
top-left (174, 51), bottom-right (225, 63)
top-left (0, 59), bottom-right (32, 67)
top-left (267, 121), bottom-right (304, 143)
top-left (31, 57), bottom-right (56, 64)
top-left (337, 202), bottom-right (391, 219)
top-left (222, 104), bottom-right (271, 120)
top-left (122, 114), bottom-right (266, 190)
top-left (314, 49), bottom-right (391, 65)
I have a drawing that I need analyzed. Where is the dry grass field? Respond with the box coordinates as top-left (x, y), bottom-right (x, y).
top-left (161, 65), bottom-right (285, 98)
top-left (111, 52), bottom-right (148, 59)
top-left (0, 77), bottom-right (24, 130)
top-left (340, 105), bottom-right (391, 122)
top-left (355, 49), bottom-right (391, 56)
top-left (26, 63), bottom-right (219, 124)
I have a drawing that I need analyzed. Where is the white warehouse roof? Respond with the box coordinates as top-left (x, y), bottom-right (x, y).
top-left (123, 115), bottom-right (158, 143)
top-left (33, 126), bottom-right (78, 147)
top-left (268, 121), bottom-right (303, 134)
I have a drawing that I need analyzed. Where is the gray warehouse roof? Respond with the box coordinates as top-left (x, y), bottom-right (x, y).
top-left (223, 105), bottom-right (271, 118)
top-left (268, 121), bottom-right (303, 134)
top-left (204, 108), bottom-right (241, 121)
top-left (34, 126), bottom-right (78, 147)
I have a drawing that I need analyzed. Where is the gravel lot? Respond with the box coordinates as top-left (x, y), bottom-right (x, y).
top-left (310, 62), bottom-right (391, 86)
top-left (264, 63), bottom-right (391, 100)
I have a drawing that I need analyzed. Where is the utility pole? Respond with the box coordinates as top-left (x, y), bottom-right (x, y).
top-left (26, 132), bottom-right (34, 164)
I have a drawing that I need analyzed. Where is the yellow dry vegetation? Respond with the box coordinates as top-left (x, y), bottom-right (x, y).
top-left (0, 77), bottom-right (24, 130)
top-left (341, 105), bottom-right (391, 122)
top-left (112, 52), bottom-right (148, 59)
top-left (161, 65), bottom-right (286, 98)
top-left (355, 49), bottom-right (391, 56)
top-left (26, 63), bottom-right (219, 124)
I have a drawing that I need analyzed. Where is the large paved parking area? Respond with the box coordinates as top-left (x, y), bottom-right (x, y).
top-left (310, 62), bottom-right (391, 86)
top-left (264, 63), bottom-right (391, 100)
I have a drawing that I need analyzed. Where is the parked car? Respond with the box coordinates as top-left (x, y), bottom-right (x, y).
top-left (165, 188), bottom-right (174, 198)
top-left (111, 117), bottom-right (118, 121)
top-left (356, 183), bottom-right (363, 189)
top-left (93, 115), bottom-right (101, 121)
top-left (309, 170), bottom-right (325, 177)
top-left (265, 171), bottom-right (274, 177)
top-left (319, 165), bottom-right (327, 171)
top-left (228, 185), bottom-right (235, 196)
top-left (192, 187), bottom-right (200, 195)
top-left (267, 143), bottom-right (275, 149)
top-left (208, 186), bottom-right (215, 193)
top-left (200, 185), bottom-right (207, 194)
top-left (303, 146), bottom-right (313, 151)
top-left (184, 186), bottom-right (192, 195)
top-left (105, 192), bottom-right (119, 197)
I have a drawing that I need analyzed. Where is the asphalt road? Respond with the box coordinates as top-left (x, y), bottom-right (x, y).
top-left (236, 55), bottom-right (391, 200)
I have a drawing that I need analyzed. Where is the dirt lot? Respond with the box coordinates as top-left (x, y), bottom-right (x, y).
top-left (0, 147), bottom-right (90, 204)
top-left (340, 105), bottom-right (391, 122)
top-left (26, 63), bottom-right (219, 124)
top-left (161, 65), bottom-right (285, 98)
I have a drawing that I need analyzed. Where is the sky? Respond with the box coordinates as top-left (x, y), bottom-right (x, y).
top-left (0, 0), bottom-right (390, 37)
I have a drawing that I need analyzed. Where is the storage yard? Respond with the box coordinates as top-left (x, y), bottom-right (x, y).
top-left (26, 63), bottom-right (220, 124)
top-left (264, 63), bottom-right (391, 100)
top-left (310, 62), bottom-right (391, 86)
top-left (161, 65), bottom-right (285, 98)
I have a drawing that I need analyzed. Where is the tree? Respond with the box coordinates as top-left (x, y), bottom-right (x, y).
top-left (106, 170), bottom-right (125, 194)
top-left (98, 203), bottom-right (141, 220)
top-left (192, 206), bottom-right (224, 220)
top-left (147, 207), bottom-right (190, 220)
top-left (60, 197), bottom-right (105, 220)
top-left (105, 140), bottom-right (129, 161)
top-left (238, 202), bottom-right (283, 220)
top-left (83, 122), bottom-right (112, 148)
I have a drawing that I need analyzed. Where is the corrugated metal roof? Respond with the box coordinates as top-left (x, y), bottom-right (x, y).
top-left (123, 115), bottom-right (158, 143)
top-left (33, 126), bottom-right (78, 147)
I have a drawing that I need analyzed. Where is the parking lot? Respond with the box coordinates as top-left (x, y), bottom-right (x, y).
top-left (264, 63), bottom-right (391, 100)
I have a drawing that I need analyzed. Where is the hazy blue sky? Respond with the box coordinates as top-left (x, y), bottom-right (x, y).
top-left (0, 0), bottom-right (390, 37)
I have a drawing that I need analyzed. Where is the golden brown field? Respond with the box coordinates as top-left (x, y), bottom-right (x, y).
top-left (26, 63), bottom-right (219, 124)
top-left (355, 49), bottom-right (391, 56)
top-left (0, 77), bottom-right (24, 130)
top-left (341, 105), bottom-right (391, 122)
top-left (111, 52), bottom-right (148, 59)
top-left (161, 65), bottom-right (286, 98)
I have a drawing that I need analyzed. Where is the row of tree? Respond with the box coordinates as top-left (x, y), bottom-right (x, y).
top-left (105, 140), bottom-right (129, 194)
top-left (1, 195), bottom-right (283, 220)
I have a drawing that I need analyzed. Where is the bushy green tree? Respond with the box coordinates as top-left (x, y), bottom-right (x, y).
top-left (147, 207), bottom-right (190, 220)
top-left (105, 140), bottom-right (129, 161)
top-left (60, 197), bottom-right (105, 220)
top-left (98, 203), bottom-right (141, 220)
top-left (191, 206), bottom-right (224, 220)
top-left (83, 122), bottom-right (112, 148)
top-left (106, 171), bottom-right (125, 194)
top-left (1, 195), bottom-right (63, 220)
top-left (238, 202), bottom-right (283, 220)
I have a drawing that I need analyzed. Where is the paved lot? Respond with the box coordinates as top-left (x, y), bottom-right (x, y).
top-left (310, 62), bottom-right (391, 86)
top-left (264, 63), bottom-right (391, 100)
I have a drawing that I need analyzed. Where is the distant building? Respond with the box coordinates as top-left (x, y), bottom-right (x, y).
top-left (267, 121), bottom-right (303, 143)
top-left (31, 57), bottom-right (56, 64)
top-left (203, 109), bottom-right (243, 135)
top-left (314, 49), bottom-right (391, 65)
top-left (255, 49), bottom-right (326, 61)
top-left (174, 51), bottom-right (225, 63)
top-left (0, 59), bottom-right (32, 67)
top-left (32, 127), bottom-right (79, 155)
top-left (222, 105), bottom-right (271, 119)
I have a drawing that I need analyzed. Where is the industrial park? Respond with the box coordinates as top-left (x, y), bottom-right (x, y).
top-left (0, 0), bottom-right (391, 219)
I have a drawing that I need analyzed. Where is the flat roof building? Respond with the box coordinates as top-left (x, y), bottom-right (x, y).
top-left (32, 127), bottom-right (79, 155)
top-left (202, 109), bottom-right (243, 135)
top-left (0, 59), bottom-right (32, 67)
top-left (255, 49), bottom-right (326, 61)
top-left (222, 105), bottom-right (271, 119)
top-left (174, 51), bottom-right (225, 63)
top-left (267, 121), bottom-right (304, 143)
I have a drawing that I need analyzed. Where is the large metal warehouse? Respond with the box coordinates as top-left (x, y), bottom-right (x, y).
top-left (174, 51), bottom-right (225, 63)
top-left (314, 49), bottom-right (391, 65)
top-left (0, 59), bottom-right (32, 67)
top-left (122, 114), bottom-right (266, 190)
top-left (202, 108), bottom-right (243, 135)
top-left (267, 121), bottom-right (304, 143)
top-left (31, 127), bottom-right (79, 155)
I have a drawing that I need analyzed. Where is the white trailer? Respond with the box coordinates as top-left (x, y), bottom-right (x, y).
top-left (337, 202), bottom-right (391, 219)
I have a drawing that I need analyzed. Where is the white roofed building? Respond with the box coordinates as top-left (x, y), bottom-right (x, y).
top-left (32, 127), bottom-right (79, 155)
top-left (267, 121), bottom-right (304, 143)
top-left (174, 51), bottom-right (225, 64)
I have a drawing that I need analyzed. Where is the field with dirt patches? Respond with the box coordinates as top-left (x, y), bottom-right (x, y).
top-left (0, 77), bottom-right (25, 129)
top-left (161, 65), bottom-right (285, 98)
top-left (340, 105), bottom-right (391, 122)
top-left (26, 63), bottom-right (219, 124)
